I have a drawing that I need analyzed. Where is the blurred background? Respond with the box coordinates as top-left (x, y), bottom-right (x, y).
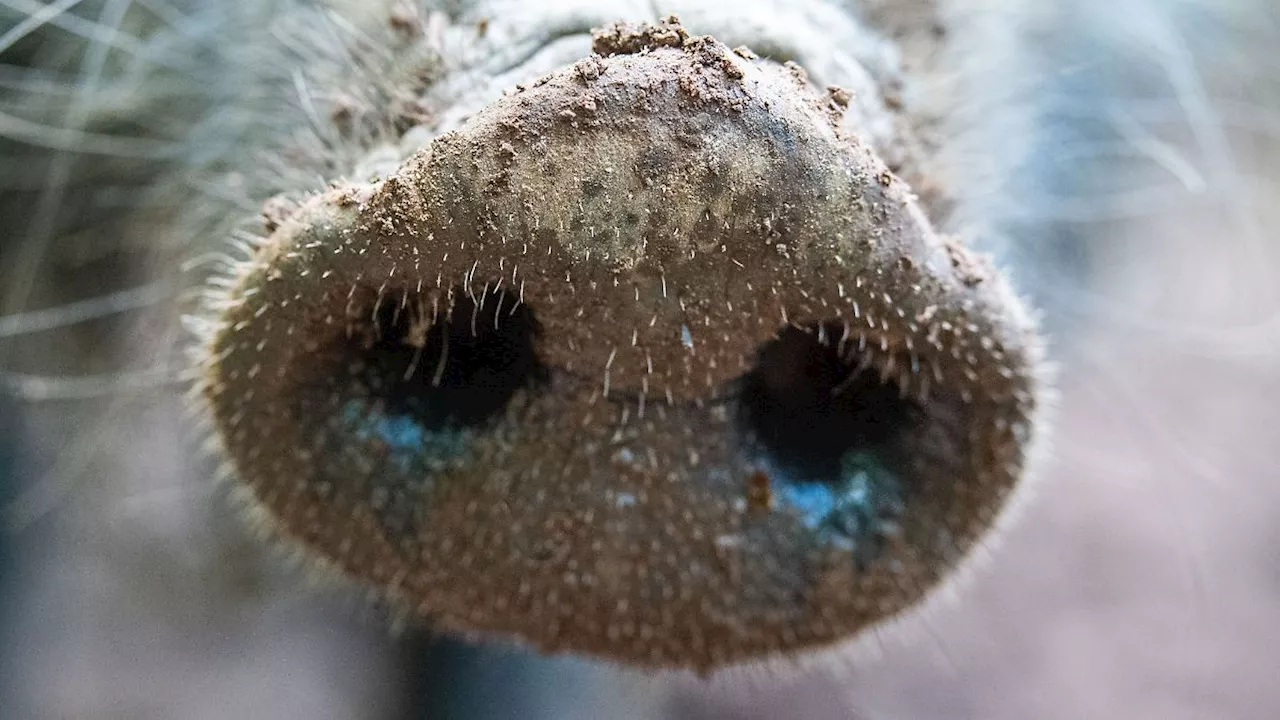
top-left (1, 1), bottom-right (1278, 718)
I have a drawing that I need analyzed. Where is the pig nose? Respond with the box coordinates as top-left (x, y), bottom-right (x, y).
top-left (194, 18), bottom-right (1048, 674)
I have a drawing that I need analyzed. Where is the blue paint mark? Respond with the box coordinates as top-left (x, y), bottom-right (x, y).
top-left (773, 482), bottom-right (840, 530)
top-left (771, 450), bottom-right (904, 560)
top-left (339, 399), bottom-right (470, 473)
top-left (680, 324), bottom-right (694, 349)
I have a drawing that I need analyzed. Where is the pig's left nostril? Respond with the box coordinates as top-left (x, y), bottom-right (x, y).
top-left (738, 323), bottom-right (910, 481)
top-left (736, 322), bottom-right (919, 565)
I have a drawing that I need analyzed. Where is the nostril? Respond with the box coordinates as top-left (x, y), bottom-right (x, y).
top-left (287, 283), bottom-right (546, 538)
top-left (737, 323), bottom-right (917, 563)
top-left (344, 284), bottom-right (544, 429)
top-left (738, 323), bottom-right (911, 482)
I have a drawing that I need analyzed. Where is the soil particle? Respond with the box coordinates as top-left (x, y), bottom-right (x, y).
top-left (942, 235), bottom-right (993, 286)
top-left (573, 56), bottom-right (607, 84)
top-left (591, 16), bottom-right (689, 56)
top-left (827, 86), bottom-right (854, 109)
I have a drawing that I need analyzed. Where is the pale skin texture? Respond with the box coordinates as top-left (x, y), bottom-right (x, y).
top-left (2, 1), bottom-right (1278, 718)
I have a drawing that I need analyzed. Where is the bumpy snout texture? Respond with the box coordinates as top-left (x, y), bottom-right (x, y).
top-left (198, 20), bottom-right (1045, 673)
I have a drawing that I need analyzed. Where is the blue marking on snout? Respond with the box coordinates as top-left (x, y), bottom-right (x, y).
top-left (339, 399), bottom-right (470, 473)
top-left (771, 450), bottom-right (904, 558)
